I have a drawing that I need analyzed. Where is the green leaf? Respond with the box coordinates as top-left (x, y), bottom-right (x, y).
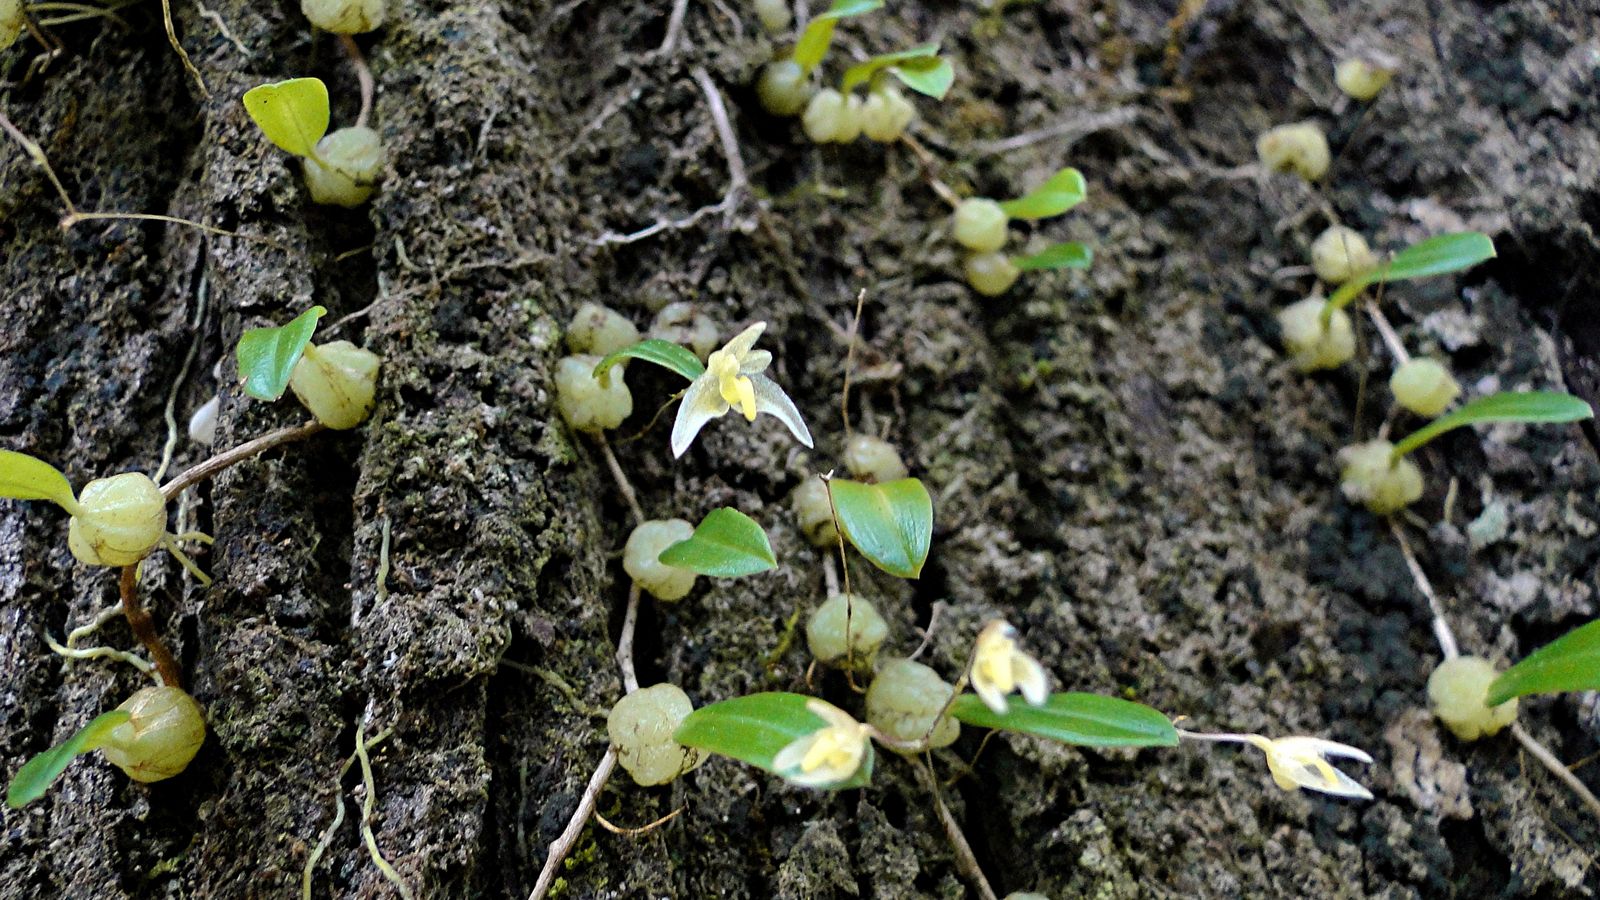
top-left (949, 693), bottom-right (1177, 748)
top-left (1392, 391), bottom-right (1593, 458)
top-left (674, 692), bottom-right (874, 789)
top-left (998, 168), bottom-right (1088, 220)
top-left (593, 339), bottom-right (706, 387)
top-left (840, 44), bottom-right (952, 99)
top-left (829, 478), bottom-right (933, 579)
top-left (890, 57), bottom-right (954, 100)
top-left (1487, 619), bottom-right (1600, 706)
top-left (658, 508), bottom-right (777, 578)
top-left (242, 78), bottom-right (331, 159)
top-left (6, 710), bottom-right (131, 808)
top-left (0, 450), bottom-right (79, 513)
top-left (1329, 232), bottom-right (1496, 310)
top-left (236, 306), bottom-right (326, 402)
top-left (1014, 241), bottom-right (1092, 272)
top-left (792, 0), bottom-right (884, 70)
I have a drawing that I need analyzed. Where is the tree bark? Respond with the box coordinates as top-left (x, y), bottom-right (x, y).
top-left (2, 0), bottom-right (1598, 897)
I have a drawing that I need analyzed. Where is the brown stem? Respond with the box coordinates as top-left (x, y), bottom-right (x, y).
top-left (917, 757), bottom-right (997, 900)
top-left (530, 748), bottom-right (617, 900)
top-left (161, 420), bottom-right (326, 501)
top-left (897, 133), bottom-right (962, 208)
top-left (594, 433), bottom-right (645, 526)
top-left (120, 566), bottom-right (181, 687)
top-left (1511, 723), bottom-right (1600, 824)
top-left (338, 35), bottom-right (375, 129)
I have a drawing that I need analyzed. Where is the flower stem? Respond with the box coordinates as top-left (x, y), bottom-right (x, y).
top-left (160, 420), bottom-right (327, 501)
top-left (594, 433), bottom-right (644, 526)
top-left (916, 756), bottom-right (997, 900)
top-left (120, 565), bottom-right (181, 687)
top-left (1510, 722), bottom-right (1600, 823)
top-left (338, 35), bottom-right (375, 130)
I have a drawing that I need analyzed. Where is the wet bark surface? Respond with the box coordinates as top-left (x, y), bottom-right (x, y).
top-left (2, 0), bottom-right (1599, 897)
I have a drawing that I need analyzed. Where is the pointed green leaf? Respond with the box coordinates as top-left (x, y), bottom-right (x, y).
top-left (593, 339), bottom-right (706, 387)
top-left (1392, 391), bottom-right (1593, 458)
top-left (1329, 232), bottom-right (1497, 310)
top-left (890, 57), bottom-right (954, 100)
top-left (6, 710), bottom-right (132, 808)
top-left (236, 306), bottom-right (326, 402)
top-left (0, 450), bottom-right (79, 513)
top-left (674, 692), bottom-right (874, 789)
top-left (659, 508), bottom-right (777, 577)
top-left (1487, 619), bottom-right (1600, 706)
top-left (1014, 241), bottom-right (1092, 272)
top-left (792, 0), bottom-right (884, 70)
top-left (998, 168), bottom-right (1088, 220)
top-left (840, 44), bottom-right (947, 97)
top-left (830, 478), bottom-right (933, 579)
top-left (950, 693), bottom-right (1177, 747)
top-left (242, 78), bottom-right (331, 159)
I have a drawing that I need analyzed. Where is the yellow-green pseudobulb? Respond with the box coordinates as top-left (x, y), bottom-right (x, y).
top-left (289, 340), bottom-right (380, 430)
top-left (302, 126), bottom-right (384, 207)
top-left (1389, 358), bottom-right (1461, 417)
top-left (1338, 440), bottom-right (1423, 515)
top-left (964, 251), bottom-right (1021, 297)
top-left (843, 434), bottom-right (908, 483)
top-left (1310, 225), bottom-right (1377, 284)
top-left (608, 684), bottom-right (706, 786)
top-left (623, 519), bottom-right (698, 601)
top-left (1428, 656), bottom-right (1517, 741)
top-left (67, 473), bottom-right (166, 567)
top-left (566, 303), bottom-right (640, 358)
top-left (101, 687), bottom-right (206, 783)
top-left (758, 60), bottom-right (813, 117)
top-left (1335, 58), bottom-right (1393, 101)
top-left (555, 354), bottom-right (633, 433)
top-left (791, 477), bottom-right (839, 548)
top-left (1277, 298), bottom-right (1355, 371)
top-left (301, 0), bottom-right (385, 33)
top-left (952, 198), bottom-right (1008, 253)
top-left (1257, 122), bottom-right (1330, 181)
top-left (806, 593), bottom-right (889, 670)
top-left (866, 658), bottom-right (959, 749)
top-left (1, 0), bottom-right (23, 50)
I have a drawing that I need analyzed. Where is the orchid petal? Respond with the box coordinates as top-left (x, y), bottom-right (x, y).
top-left (973, 679), bottom-right (1009, 714)
top-left (671, 375), bottom-right (730, 458)
top-left (750, 374), bottom-right (814, 448)
top-left (723, 322), bottom-right (767, 358)
top-left (772, 733), bottom-right (814, 774)
top-left (741, 349), bottom-right (773, 374)
top-left (805, 699), bottom-right (858, 731)
top-left (1014, 655), bottom-right (1049, 706)
top-left (1274, 736), bottom-right (1373, 764)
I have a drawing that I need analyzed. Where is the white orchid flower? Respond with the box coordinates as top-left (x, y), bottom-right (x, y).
top-left (1243, 734), bottom-right (1374, 800)
top-left (970, 621), bottom-right (1049, 714)
top-left (772, 699), bottom-right (872, 788)
top-left (670, 322), bottom-right (814, 458)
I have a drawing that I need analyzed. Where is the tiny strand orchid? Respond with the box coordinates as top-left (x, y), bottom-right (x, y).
top-left (772, 699), bottom-right (872, 787)
top-left (970, 621), bottom-right (1049, 714)
top-left (1244, 735), bottom-right (1374, 799)
top-left (1179, 728), bottom-right (1374, 800)
top-left (670, 322), bottom-right (814, 458)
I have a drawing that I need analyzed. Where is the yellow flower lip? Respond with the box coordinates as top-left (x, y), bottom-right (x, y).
top-left (709, 350), bottom-right (758, 421)
top-left (773, 699), bottom-right (871, 787)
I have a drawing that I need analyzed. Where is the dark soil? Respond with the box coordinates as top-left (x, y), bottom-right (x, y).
top-left (2, 0), bottom-right (1598, 897)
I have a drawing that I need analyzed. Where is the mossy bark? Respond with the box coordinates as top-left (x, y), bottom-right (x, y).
top-left (2, 0), bottom-right (1598, 897)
